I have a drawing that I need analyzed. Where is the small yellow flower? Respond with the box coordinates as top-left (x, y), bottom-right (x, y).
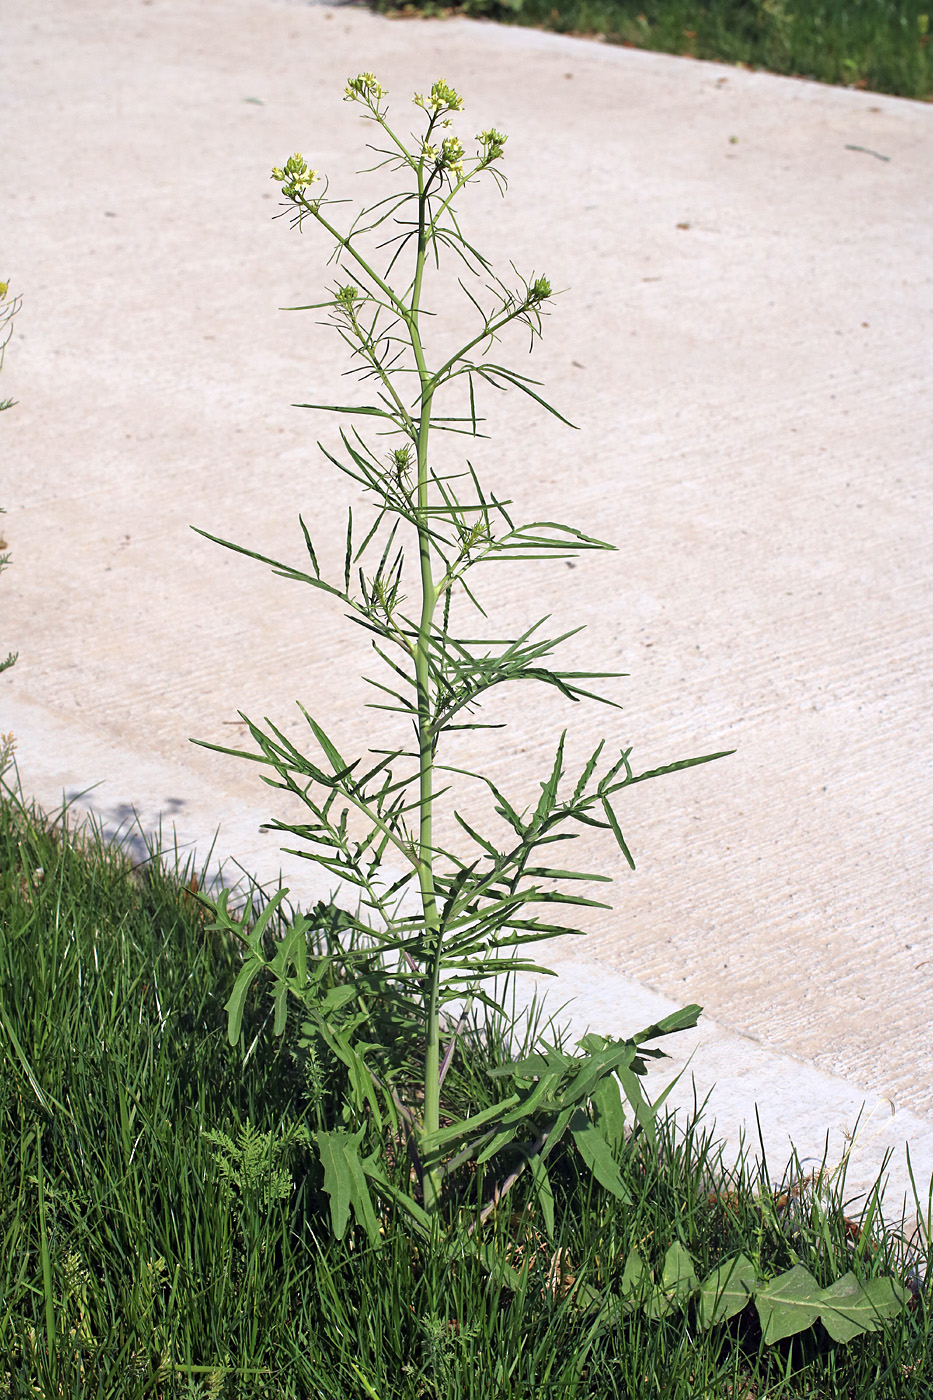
top-left (431, 79), bottom-right (463, 111)
top-left (477, 128), bottom-right (507, 163)
top-left (414, 79), bottom-right (463, 114)
top-left (271, 153), bottom-right (320, 199)
top-left (440, 136), bottom-right (465, 176)
top-left (345, 72), bottom-right (386, 102)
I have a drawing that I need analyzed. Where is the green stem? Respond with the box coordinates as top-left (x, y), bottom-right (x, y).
top-left (344, 304), bottom-right (417, 437)
top-left (307, 206), bottom-right (409, 318)
top-left (407, 172), bottom-right (445, 1215)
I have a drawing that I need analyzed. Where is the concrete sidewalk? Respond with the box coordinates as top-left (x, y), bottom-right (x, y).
top-left (2, 0), bottom-right (931, 1215)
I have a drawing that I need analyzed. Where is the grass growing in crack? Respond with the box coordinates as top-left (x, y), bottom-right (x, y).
top-left (0, 784), bottom-right (930, 1397)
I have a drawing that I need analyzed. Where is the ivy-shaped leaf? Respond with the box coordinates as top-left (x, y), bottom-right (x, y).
top-left (755, 1265), bottom-right (823, 1344)
top-left (619, 1247), bottom-right (647, 1315)
top-left (817, 1272), bottom-right (908, 1343)
top-left (647, 1241), bottom-right (699, 1320)
top-left (756, 1263), bottom-right (908, 1345)
top-left (697, 1254), bottom-right (757, 1330)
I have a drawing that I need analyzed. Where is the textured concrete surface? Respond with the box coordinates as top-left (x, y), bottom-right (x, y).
top-left (2, 0), bottom-right (931, 1212)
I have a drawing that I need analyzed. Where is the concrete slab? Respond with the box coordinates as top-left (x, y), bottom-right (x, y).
top-left (2, 0), bottom-right (931, 1220)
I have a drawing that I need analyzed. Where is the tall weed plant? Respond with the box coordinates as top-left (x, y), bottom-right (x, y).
top-left (195, 77), bottom-right (730, 1242)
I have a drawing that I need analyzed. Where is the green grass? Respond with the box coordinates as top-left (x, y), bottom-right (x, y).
top-left (0, 782), bottom-right (930, 1397)
top-left (377, 0), bottom-right (933, 102)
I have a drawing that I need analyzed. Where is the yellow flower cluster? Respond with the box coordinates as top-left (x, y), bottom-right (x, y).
top-left (414, 79), bottom-right (463, 115)
top-left (477, 128), bottom-right (507, 164)
top-left (345, 72), bottom-right (386, 103)
top-left (271, 153), bottom-right (320, 200)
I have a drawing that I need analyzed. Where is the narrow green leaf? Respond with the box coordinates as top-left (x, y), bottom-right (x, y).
top-left (503, 1046), bottom-right (575, 1078)
top-left (423, 1092), bottom-right (521, 1152)
top-left (36, 1130), bottom-right (56, 1358)
top-left (697, 1254), bottom-right (757, 1330)
top-left (270, 922), bottom-right (307, 979)
top-left (299, 705), bottom-right (348, 776)
top-left (476, 1123), bottom-right (519, 1165)
top-left (0, 1003), bottom-right (58, 1114)
top-left (564, 1042), bottom-right (637, 1109)
top-left (320, 984), bottom-right (357, 1013)
top-left (472, 1238), bottom-right (524, 1292)
top-left (532, 733), bottom-right (566, 829)
top-left (540, 1105), bottom-right (575, 1161)
top-left (572, 740), bottom-right (605, 802)
top-left (629, 750), bottom-right (735, 785)
top-left (345, 1359), bottom-right (383, 1400)
top-left (498, 1071), bottom-right (564, 1126)
top-left (568, 1110), bottom-right (631, 1203)
top-left (617, 1063), bottom-right (657, 1152)
top-left (249, 885), bottom-right (291, 946)
top-left (293, 921), bottom-right (308, 986)
top-left (632, 1004), bottom-right (702, 1044)
top-left (224, 957), bottom-right (263, 1045)
top-left (298, 513), bottom-right (321, 578)
top-left (190, 527), bottom-right (347, 601)
top-left (343, 1131), bottom-right (383, 1247)
top-left (600, 797), bottom-right (635, 870)
top-left (453, 810), bottom-right (501, 858)
top-left (592, 1075), bottom-right (626, 1155)
top-left (294, 401), bottom-right (399, 419)
top-left (272, 982), bottom-right (288, 1037)
top-left (528, 1152), bottom-right (555, 1240)
top-left (649, 1241), bottom-right (699, 1319)
top-left (522, 866), bottom-right (609, 883)
top-left (362, 1155), bottom-right (432, 1239)
top-left (328, 1029), bottom-right (384, 1129)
